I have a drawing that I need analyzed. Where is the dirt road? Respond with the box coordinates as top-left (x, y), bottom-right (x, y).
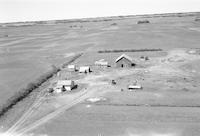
top-left (5, 73), bottom-right (109, 136)
top-left (4, 91), bottom-right (47, 135)
top-left (16, 89), bottom-right (90, 136)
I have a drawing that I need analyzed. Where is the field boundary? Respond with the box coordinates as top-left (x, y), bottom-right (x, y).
top-left (90, 103), bottom-right (200, 108)
top-left (97, 49), bottom-right (163, 53)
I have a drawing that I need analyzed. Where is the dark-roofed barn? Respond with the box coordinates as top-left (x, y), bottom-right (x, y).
top-left (115, 54), bottom-right (136, 68)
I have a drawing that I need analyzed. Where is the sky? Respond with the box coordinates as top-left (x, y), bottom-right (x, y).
top-left (0, 0), bottom-right (200, 23)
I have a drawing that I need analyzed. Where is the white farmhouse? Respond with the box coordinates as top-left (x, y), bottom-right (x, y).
top-left (54, 80), bottom-right (75, 93)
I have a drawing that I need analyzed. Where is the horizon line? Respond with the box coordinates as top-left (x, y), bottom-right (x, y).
top-left (1, 11), bottom-right (200, 24)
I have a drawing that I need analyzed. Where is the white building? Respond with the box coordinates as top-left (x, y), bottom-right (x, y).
top-left (67, 65), bottom-right (76, 71)
top-left (54, 80), bottom-right (75, 93)
top-left (79, 66), bottom-right (91, 73)
top-left (128, 84), bottom-right (142, 90)
top-left (95, 59), bottom-right (109, 67)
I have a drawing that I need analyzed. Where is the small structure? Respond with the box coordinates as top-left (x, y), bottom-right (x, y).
top-left (140, 56), bottom-right (149, 61)
top-left (47, 88), bottom-right (54, 93)
top-left (79, 66), bottom-right (91, 73)
top-left (111, 80), bottom-right (116, 85)
top-left (54, 80), bottom-right (75, 93)
top-left (128, 84), bottom-right (142, 90)
top-left (95, 59), bottom-right (109, 67)
top-left (67, 65), bottom-right (76, 71)
top-left (115, 54), bottom-right (136, 68)
top-left (128, 80), bottom-right (142, 90)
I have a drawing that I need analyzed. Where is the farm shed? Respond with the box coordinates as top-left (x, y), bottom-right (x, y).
top-left (54, 80), bottom-right (75, 93)
top-left (95, 59), bottom-right (109, 67)
top-left (79, 66), bottom-right (91, 73)
top-left (67, 65), bottom-right (76, 71)
top-left (115, 54), bottom-right (136, 68)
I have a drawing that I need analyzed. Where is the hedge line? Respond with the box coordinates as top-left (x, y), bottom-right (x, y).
top-left (0, 65), bottom-right (60, 117)
top-left (98, 49), bottom-right (162, 53)
top-left (62, 53), bottom-right (83, 68)
top-left (0, 53), bottom-right (83, 118)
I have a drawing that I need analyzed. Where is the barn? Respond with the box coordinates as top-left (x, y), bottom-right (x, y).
top-left (115, 54), bottom-right (136, 68)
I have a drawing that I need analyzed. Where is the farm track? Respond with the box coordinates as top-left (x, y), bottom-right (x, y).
top-left (4, 92), bottom-right (47, 135)
top-left (2, 52), bottom-right (84, 135)
top-left (11, 73), bottom-right (109, 136)
top-left (16, 90), bottom-right (90, 136)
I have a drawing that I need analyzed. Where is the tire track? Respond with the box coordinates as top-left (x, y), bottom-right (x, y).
top-left (9, 72), bottom-right (108, 136)
top-left (16, 90), bottom-right (90, 136)
top-left (5, 92), bottom-right (47, 135)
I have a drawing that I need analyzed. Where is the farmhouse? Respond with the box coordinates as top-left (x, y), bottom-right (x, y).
top-left (54, 80), bottom-right (75, 93)
top-left (79, 66), bottom-right (91, 73)
top-left (95, 59), bottom-right (109, 67)
top-left (115, 54), bottom-right (136, 68)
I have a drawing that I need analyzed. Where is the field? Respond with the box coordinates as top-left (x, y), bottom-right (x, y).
top-left (1, 13), bottom-right (200, 105)
top-left (0, 12), bottom-right (200, 136)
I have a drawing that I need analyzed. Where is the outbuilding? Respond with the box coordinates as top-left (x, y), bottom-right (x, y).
top-left (128, 84), bottom-right (142, 90)
top-left (67, 65), bottom-right (76, 71)
top-left (79, 66), bottom-right (91, 73)
top-left (54, 80), bottom-right (75, 93)
top-left (115, 54), bottom-right (136, 68)
top-left (95, 59), bottom-right (109, 67)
